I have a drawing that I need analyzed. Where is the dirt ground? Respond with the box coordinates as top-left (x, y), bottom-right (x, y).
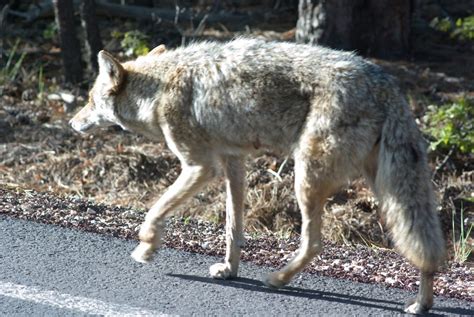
top-left (1, 3), bottom-right (473, 270)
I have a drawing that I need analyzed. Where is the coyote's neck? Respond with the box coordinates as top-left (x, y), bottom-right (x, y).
top-left (114, 71), bottom-right (164, 141)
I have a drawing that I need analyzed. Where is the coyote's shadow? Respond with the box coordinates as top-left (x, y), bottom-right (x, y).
top-left (168, 274), bottom-right (473, 316)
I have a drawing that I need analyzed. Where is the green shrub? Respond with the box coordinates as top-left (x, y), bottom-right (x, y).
top-left (430, 15), bottom-right (474, 41)
top-left (112, 30), bottom-right (150, 57)
top-left (43, 22), bottom-right (58, 40)
top-left (424, 99), bottom-right (474, 154)
top-left (452, 16), bottom-right (474, 40)
top-left (430, 17), bottom-right (452, 33)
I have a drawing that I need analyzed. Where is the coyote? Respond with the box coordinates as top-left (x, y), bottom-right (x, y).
top-left (70, 38), bottom-right (445, 314)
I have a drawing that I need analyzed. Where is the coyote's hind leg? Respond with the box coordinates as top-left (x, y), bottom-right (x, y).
top-left (210, 155), bottom-right (246, 279)
top-left (404, 272), bottom-right (434, 314)
top-left (264, 158), bottom-right (336, 288)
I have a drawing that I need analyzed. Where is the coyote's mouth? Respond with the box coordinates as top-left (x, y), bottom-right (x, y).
top-left (69, 119), bottom-right (98, 134)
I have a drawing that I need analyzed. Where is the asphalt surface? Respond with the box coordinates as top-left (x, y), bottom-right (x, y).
top-left (1, 215), bottom-right (473, 316)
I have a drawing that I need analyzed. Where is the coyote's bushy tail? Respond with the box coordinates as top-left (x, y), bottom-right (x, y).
top-left (375, 106), bottom-right (445, 272)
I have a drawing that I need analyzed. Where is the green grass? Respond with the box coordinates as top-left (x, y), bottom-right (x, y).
top-left (37, 63), bottom-right (45, 102)
top-left (1, 39), bottom-right (27, 85)
top-left (452, 205), bottom-right (473, 263)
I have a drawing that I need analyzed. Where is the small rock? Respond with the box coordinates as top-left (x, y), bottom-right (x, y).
top-left (48, 91), bottom-right (76, 113)
top-left (21, 89), bottom-right (36, 101)
top-left (86, 207), bottom-right (97, 215)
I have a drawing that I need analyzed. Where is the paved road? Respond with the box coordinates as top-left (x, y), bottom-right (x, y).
top-left (1, 216), bottom-right (472, 316)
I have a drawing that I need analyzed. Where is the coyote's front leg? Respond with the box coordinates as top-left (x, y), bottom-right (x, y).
top-left (209, 156), bottom-right (245, 279)
top-left (131, 164), bottom-right (215, 263)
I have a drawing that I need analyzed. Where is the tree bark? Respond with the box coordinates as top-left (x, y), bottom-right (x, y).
top-left (0, 5), bottom-right (8, 57)
top-left (80, 0), bottom-right (102, 72)
top-left (53, 0), bottom-right (83, 84)
top-left (296, 0), bottom-right (412, 59)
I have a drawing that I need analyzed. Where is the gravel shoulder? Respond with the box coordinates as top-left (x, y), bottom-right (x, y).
top-left (0, 184), bottom-right (472, 302)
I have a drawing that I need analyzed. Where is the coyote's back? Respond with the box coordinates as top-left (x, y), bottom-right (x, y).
top-left (153, 39), bottom-right (391, 159)
top-left (70, 38), bottom-right (445, 314)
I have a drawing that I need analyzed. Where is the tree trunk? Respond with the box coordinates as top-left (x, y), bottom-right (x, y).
top-left (0, 4), bottom-right (8, 57)
top-left (296, 0), bottom-right (412, 59)
top-left (80, 0), bottom-right (102, 72)
top-left (53, 0), bottom-right (83, 84)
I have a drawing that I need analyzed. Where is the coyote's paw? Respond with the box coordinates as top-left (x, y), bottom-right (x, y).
top-left (138, 222), bottom-right (161, 244)
top-left (263, 272), bottom-right (290, 289)
top-left (209, 262), bottom-right (236, 279)
top-left (404, 298), bottom-right (431, 315)
top-left (131, 242), bottom-right (156, 263)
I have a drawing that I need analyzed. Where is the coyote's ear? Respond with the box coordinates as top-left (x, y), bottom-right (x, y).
top-left (148, 44), bottom-right (166, 56)
top-left (97, 50), bottom-right (126, 94)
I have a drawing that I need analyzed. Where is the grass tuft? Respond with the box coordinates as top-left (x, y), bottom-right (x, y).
top-left (1, 39), bottom-right (27, 85)
top-left (451, 203), bottom-right (473, 263)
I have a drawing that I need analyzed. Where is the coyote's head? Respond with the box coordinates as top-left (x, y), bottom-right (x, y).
top-left (69, 51), bottom-right (126, 134)
top-left (70, 45), bottom-right (166, 134)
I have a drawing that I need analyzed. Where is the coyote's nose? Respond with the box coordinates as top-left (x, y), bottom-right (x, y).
top-left (69, 118), bottom-right (80, 132)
